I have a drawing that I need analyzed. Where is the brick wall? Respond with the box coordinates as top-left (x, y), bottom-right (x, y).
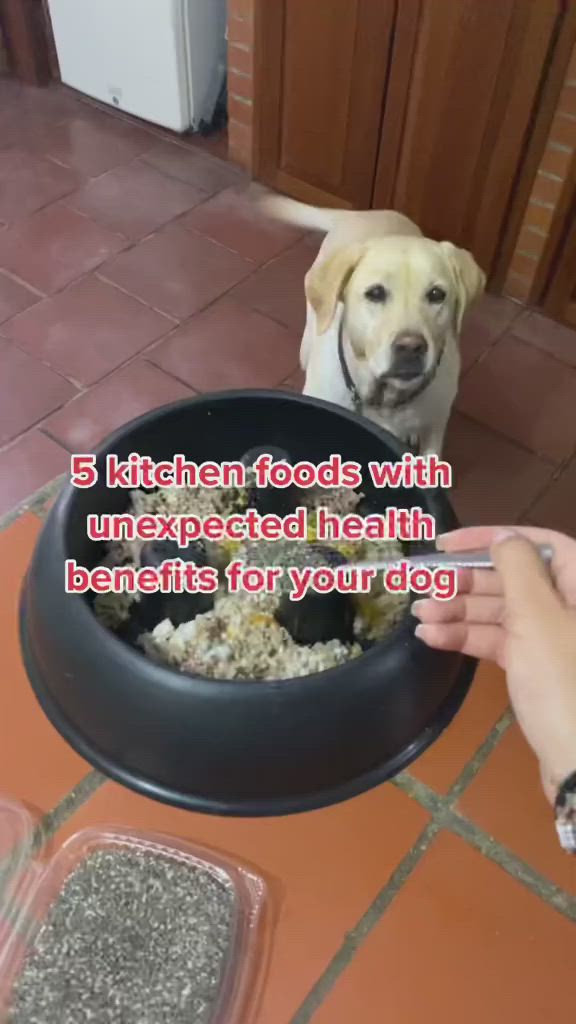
top-left (226, 4), bottom-right (572, 313)
top-left (226, 0), bottom-right (255, 169)
top-left (504, 45), bottom-right (576, 303)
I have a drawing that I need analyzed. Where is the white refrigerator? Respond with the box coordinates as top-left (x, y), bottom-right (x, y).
top-left (47, 0), bottom-right (227, 133)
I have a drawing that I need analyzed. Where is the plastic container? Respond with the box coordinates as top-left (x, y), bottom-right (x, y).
top-left (0, 797), bottom-right (268, 1024)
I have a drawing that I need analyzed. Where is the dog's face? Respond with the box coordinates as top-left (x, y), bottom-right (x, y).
top-left (305, 235), bottom-right (485, 388)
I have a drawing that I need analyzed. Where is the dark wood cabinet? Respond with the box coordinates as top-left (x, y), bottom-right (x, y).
top-left (254, 0), bottom-right (575, 278)
top-left (375, 0), bottom-right (562, 274)
top-left (254, 0), bottom-right (396, 208)
top-left (0, 0), bottom-right (52, 85)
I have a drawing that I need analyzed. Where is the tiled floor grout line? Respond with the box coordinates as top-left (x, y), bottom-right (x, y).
top-left (520, 451), bottom-right (574, 523)
top-left (0, 474), bottom-right (66, 533)
top-left (92, 273), bottom-right (180, 324)
top-left (94, 224), bottom-right (309, 329)
top-left (0, 268), bottom-right (46, 299)
top-left (446, 707), bottom-right (513, 799)
top-left (37, 88), bottom-right (238, 173)
top-left (1, 186), bottom-right (97, 237)
top-left (460, 316), bottom-right (522, 380)
top-left (393, 780), bottom-right (576, 921)
top-left (0, 772), bottom-right (105, 929)
top-left (393, 773), bottom-right (576, 920)
top-left (288, 819), bottom-right (441, 1024)
top-left (288, 712), bottom-right (514, 1022)
top-left (31, 770), bottom-right (105, 854)
top-left (454, 405), bottom-right (567, 467)
top-left (289, 710), bottom-right (575, 1022)
top-left (461, 305), bottom-right (576, 382)
top-left (447, 814), bottom-right (576, 919)
top-left (1, 159), bottom-right (256, 404)
top-left (3, 213), bottom-right (306, 450)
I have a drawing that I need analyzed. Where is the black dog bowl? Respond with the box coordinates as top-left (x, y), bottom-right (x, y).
top-left (20, 391), bottom-right (476, 816)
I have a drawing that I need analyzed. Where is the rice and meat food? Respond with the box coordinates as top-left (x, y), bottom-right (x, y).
top-left (94, 469), bottom-right (410, 681)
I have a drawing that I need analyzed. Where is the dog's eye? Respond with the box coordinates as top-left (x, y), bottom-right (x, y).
top-left (364, 285), bottom-right (388, 303)
top-left (426, 286), bottom-right (447, 304)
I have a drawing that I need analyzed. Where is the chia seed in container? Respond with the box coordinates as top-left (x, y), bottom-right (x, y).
top-left (1, 830), bottom-right (266, 1024)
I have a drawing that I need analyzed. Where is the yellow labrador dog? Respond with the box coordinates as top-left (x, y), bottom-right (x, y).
top-left (262, 196), bottom-right (485, 456)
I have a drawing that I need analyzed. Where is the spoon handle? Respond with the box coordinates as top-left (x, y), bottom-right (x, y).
top-left (353, 544), bottom-right (554, 572)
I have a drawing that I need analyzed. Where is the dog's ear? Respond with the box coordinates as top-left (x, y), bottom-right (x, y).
top-left (305, 244), bottom-right (365, 335)
top-left (438, 242), bottom-right (486, 332)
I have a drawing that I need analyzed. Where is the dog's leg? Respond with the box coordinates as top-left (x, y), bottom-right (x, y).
top-left (300, 301), bottom-right (316, 371)
top-left (419, 414), bottom-right (450, 458)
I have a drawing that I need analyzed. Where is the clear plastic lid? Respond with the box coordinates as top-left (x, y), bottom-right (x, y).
top-left (0, 798), bottom-right (35, 920)
top-left (0, 799), bottom-right (270, 1024)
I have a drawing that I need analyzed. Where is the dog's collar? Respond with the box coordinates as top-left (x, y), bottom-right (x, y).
top-left (337, 322), bottom-right (363, 412)
top-left (337, 321), bottom-right (444, 412)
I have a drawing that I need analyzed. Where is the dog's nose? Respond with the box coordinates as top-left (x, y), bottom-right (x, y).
top-left (389, 332), bottom-right (428, 379)
top-left (392, 332), bottom-right (428, 359)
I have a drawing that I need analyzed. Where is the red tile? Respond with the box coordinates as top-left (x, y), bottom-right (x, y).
top-left (39, 112), bottom-right (156, 176)
top-left (0, 515), bottom-right (88, 811)
top-left (0, 271), bottom-right (39, 326)
top-left (312, 832), bottom-right (575, 1024)
top-left (53, 780), bottom-right (428, 1024)
top-left (0, 85), bottom-right (84, 155)
top-left (527, 457), bottom-right (576, 535)
top-left (182, 184), bottom-right (305, 264)
top-left (0, 204), bottom-right (127, 295)
top-left (0, 149), bottom-right (81, 222)
top-left (511, 310), bottom-right (576, 368)
top-left (0, 340), bottom-right (76, 446)
top-left (100, 223), bottom-right (253, 320)
top-left (0, 431), bottom-right (69, 517)
top-left (44, 360), bottom-right (191, 451)
top-left (64, 159), bottom-right (208, 242)
top-left (4, 276), bottom-right (173, 386)
top-left (460, 293), bottom-right (521, 373)
top-left (444, 412), bottom-right (554, 525)
top-left (230, 236), bottom-right (319, 333)
top-left (412, 661), bottom-right (508, 794)
top-left (460, 724), bottom-right (576, 896)
top-left (0, 80), bottom-right (84, 122)
top-left (186, 127), bottom-right (229, 161)
top-left (142, 141), bottom-right (245, 194)
top-left (148, 298), bottom-right (299, 390)
top-left (0, 108), bottom-right (75, 158)
top-left (457, 335), bottom-right (576, 463)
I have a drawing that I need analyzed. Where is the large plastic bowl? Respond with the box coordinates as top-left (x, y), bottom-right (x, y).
top-left (20, 391), bottom-right (476, 816)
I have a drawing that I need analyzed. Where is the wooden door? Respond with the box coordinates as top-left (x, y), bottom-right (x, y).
top-left (0, 0), bottom-right (52, 85)
top-left (372, 0), bottom-right (565, 277)
top-left (253, 0), bottom-right (396, 208)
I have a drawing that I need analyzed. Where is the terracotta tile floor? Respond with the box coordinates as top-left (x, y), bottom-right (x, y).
top-left (1, 82), bottom-right (575, 522)
top-left (0, 79), bottom-right (575, 1021)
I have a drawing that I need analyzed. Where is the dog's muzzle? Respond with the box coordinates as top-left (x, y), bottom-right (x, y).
top-left (386, 331), bottom-right (429, 382)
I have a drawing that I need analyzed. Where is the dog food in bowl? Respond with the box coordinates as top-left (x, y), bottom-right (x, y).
top-left (94, 470), bottom-right (409, 681)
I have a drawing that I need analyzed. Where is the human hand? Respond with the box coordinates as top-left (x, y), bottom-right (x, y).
top-left (413, 526), bottom-right (576, 802)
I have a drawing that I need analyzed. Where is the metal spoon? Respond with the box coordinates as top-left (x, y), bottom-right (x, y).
top-left (349, 544), bottom-right (554, 573)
